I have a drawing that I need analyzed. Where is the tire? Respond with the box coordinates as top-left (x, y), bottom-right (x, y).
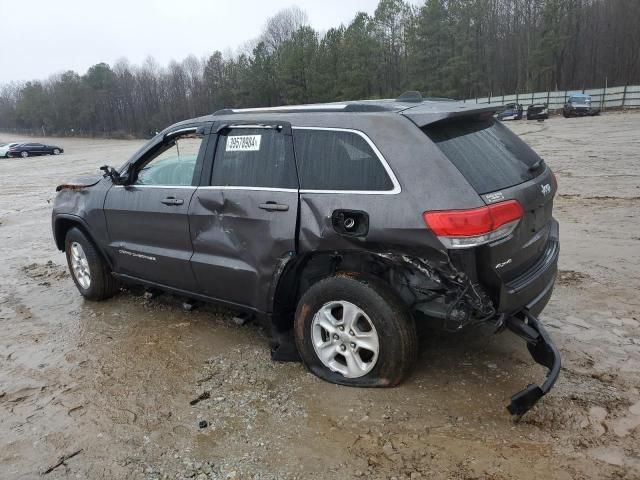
top-left (64, 227), bottom-right (118, 300)
top-left (294, 273), bottom-right (418, 387)
top-left (53, 148), bottom-right (60, 155)
top-left (20, 151), bottom-right (28, 158)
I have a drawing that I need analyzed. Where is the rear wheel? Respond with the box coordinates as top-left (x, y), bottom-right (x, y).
top-left (20, 151), bottom-right (28, 158)
top-left (294, 273), bottom-right (417, 387)
top-left (65, 227), bottom-right (118, 300)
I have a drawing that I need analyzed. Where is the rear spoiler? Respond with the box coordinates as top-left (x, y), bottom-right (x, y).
top-left (400, 102), bottom-right (505, 127)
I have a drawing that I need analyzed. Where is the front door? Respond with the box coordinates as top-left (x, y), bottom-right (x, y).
top-left (104, 127), bottom-right (207, 291)
top-left (189, 123), bottom-right (299, 312)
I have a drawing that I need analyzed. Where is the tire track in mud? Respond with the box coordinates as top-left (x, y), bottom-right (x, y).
top-left (507, 121), bottom-right (549, 137)
top-left (558, 194), bottom-right (640, 201)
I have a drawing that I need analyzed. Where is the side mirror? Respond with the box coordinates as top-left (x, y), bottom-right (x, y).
top-left (100, 165), bottom-right (128, 185)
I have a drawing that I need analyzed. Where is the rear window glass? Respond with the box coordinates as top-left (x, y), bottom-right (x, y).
top-left (293, 129), bottom-right (393, 191)
top-left (423, 119), bottom-right (541, 194)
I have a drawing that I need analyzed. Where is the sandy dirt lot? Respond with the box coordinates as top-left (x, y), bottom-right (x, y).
top-left (1, 112), bottom-right (639, 479)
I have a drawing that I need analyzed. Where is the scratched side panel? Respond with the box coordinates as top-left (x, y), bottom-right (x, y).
top-left (298, 193), bottom-right (449, 262)
top-left (52, 178), bottom-right (112, 254)
top-left (189, 188), bottom-right (298, 311)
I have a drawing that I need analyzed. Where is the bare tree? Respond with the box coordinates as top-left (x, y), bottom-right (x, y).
top-left (1, 0), bottom-right (639, 137)
top-left (261, 6), bottom-right (308, 52)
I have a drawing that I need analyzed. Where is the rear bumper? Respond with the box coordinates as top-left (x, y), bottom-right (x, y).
top-left (504, 310), bottom-right (561, 418)
top-left (498, 219), bottom-right (559, 315)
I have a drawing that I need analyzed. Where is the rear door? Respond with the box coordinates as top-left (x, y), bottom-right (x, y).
top-left (34, 143), bottom-right (47, 154)
top-left (189, 122), bottom-right (299, 311)
top-left (104, 125), bottom-right (208, 291)
top-left (423, 118), bottom-right (556, 282)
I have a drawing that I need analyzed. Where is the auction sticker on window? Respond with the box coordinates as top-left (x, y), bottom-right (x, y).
top-left (226, 135), bottom-right (261, 151)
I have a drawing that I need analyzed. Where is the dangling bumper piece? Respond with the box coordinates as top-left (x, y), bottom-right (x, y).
top-left (504, 311), bottom-right (561, 420)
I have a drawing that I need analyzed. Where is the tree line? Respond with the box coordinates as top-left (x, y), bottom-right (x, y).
top-left (1, 0), bottom-right (638, 138)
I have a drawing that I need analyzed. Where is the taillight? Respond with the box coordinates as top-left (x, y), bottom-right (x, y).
top-left (423, 200), bottom-right (523, 249)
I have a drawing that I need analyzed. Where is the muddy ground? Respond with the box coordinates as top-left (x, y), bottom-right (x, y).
top-left (1, 111), bottom-right (639, 479)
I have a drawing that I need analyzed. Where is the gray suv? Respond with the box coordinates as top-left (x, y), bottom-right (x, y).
top-left (52, 97), bottom-right (560, 417)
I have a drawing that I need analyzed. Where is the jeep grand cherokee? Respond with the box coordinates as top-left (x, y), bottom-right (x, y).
top-left (52, 96), bottom-right (560, 418)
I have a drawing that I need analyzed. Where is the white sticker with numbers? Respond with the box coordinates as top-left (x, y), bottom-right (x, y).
top-left (226, 135), bottom-right (261, 151)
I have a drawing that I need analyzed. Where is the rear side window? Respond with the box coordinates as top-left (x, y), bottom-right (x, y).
top-left (423, 119), bottom-right (541, 194)
top-left (212, 128), bottom-right (297, 189)
top-left (293, 129), bottom-right (394, 191)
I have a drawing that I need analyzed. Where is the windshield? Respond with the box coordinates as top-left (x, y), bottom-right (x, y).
top-left (423, 118), bottom-right (542, 194)
top-left (570, 96), bottom-right (589, 104)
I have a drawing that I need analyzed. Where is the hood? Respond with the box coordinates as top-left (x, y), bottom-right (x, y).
top-left (56, 175), bottom-right (102, 192)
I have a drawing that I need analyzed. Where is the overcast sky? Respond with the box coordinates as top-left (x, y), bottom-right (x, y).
top-left (0, 0), bottom-right (411, 84)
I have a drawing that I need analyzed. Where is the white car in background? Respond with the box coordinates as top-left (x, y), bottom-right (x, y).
top-left (0, 142), bottom-right (21, 158)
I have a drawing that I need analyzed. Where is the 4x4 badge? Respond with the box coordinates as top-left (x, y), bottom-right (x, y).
top-left (541, 184), bottom-right (551, 196)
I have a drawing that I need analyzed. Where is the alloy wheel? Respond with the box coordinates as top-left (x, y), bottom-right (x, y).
top-left (70, 241), bottom-right (91, 289)
top-left (311, 300), bottom-right (379, 378)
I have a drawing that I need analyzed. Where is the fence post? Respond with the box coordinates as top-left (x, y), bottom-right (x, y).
top-left (602, 82), bottom-right (607, 111)
top-left (622, 84), bottom-right (628, 108)
top-left (546, 89), bottom-right (550, 106)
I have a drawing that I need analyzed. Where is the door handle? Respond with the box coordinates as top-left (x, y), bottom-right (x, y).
top-left (161, 196), bottom-right (184, 206)
top-left (258, 202), bottom-right (289, 212)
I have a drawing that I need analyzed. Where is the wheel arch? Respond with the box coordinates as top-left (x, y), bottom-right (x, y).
top-left (269, 249), bottom-right (442, 333)
top-left (53, 215), bottom-right (113, 269)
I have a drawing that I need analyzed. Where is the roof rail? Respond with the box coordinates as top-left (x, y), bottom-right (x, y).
top-left (213, 102), bottom-right (393, 115)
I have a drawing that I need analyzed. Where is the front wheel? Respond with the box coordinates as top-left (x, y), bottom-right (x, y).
top-left (65, 227), bottom-right (118, 300)
top-left (53, 148), bottom-right (60, 155)
top-left (294, 273), bottom-right (418, 387)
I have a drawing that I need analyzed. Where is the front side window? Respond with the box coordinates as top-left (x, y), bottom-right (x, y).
top-left (293, 129), bottom-right (394, 191)
top-left (135, 133), bottom-right (203, 186)
top-left (211, 128), bottom-right (297, 189)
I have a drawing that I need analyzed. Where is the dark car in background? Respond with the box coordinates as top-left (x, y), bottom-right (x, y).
top-left (51, 96), bottom-right (560, 418)
top-left (9, 142), bottom-right (64, 158)
top-left (496, 103), bottom-right (523, 120)
top-left (526, 103), bottom-right (549, 120)
top-left (563, 93), bottom-right (600, 117)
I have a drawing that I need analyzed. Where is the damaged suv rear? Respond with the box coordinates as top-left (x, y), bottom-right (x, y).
top-left (52, 95), bottom-right (560, 418)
